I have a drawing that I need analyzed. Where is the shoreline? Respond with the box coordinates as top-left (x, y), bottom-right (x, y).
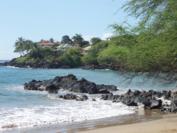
top-left (2, 61), bottom-right (177, 73)
top-left (79, 114), bottom-right (177, 133)
top-left (4, 110), bottom-right (163, 133)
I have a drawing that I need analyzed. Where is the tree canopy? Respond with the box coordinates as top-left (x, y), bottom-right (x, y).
top-left (14, 37), bottom-right (36, 55)
top-left (90, 37), bottom-right (102, 45)
top-left (61, 35), bottom-right (73, 45)
top-left (124, 0), bottom-right (177, 32)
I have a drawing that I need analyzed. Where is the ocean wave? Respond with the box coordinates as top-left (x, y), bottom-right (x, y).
top-left (0, 99), bottom-right (135, 131)
top-left (3, 85), bottom-right (48, 95)
top-left (6, 66), bottom-right (20, 69)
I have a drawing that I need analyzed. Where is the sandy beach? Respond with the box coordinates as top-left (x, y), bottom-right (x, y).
top-left (79, 114), bottom-right (177, 133)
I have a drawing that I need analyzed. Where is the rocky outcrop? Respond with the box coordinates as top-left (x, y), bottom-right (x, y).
top-left (3, 58), bottom-right (119, 69)
top-left (82, 64), bottom-right (121, 71)
top-left (101, 89), bottom-right (177, 113)
top-left (4, 58), bottom-right (69, 69)
top-left (24, 74), bottom-right (117, 94)
top-left (59, 94), bottom-right (88, 101)
top-left (24, 74), bottom-right (177, 113)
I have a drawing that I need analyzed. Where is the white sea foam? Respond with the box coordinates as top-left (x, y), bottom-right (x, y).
top-left (4, 85), bottom-right (24, 92)
top-left (0, 99), bottom-right (135, 131)
top-left (6, 66), bottom-right (19, 69)
top-left (4, 85), bottom-right (48, 95)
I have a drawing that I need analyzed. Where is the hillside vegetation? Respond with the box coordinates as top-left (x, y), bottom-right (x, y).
top-left (11, 0), bottom-right (177, 72)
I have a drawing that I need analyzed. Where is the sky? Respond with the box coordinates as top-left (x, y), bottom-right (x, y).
top-left (0, 0), bottom-right (137, 60)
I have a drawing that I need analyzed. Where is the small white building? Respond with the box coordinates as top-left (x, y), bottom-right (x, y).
top-left (57, 43), bottom-right (73, 51)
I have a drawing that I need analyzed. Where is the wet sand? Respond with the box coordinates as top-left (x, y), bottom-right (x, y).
top-left (79, 114), bottom-right (177, 133)
top-left (4, 110), bottom-right (164, 133)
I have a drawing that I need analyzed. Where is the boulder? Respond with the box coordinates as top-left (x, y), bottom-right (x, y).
top-left (46, 84), bottom-right (59, 93)
top-left (149, 99), bottom-right (162, 109)
top-left (171, 100), bottom-right (177, 112)
top-left (124, 100), bottom-right (138, 106)
top-left (97, 85), bottom-right (117, 92)
top-left (59, 94), bottom-right (88, 101)
top-left (101, 93), bottom-right (114, 101)
top-left (70, 78), bottom-right (98, 94)
top-left (24, 80), bottom-right (43, 91)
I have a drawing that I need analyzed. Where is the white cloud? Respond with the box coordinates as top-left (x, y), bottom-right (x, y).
top-left (102, 33), bottom-right (113, 40)
top-left (83, 35), bottom-right (95, 41)
top-left (83, 32), bottom-right (113, 42)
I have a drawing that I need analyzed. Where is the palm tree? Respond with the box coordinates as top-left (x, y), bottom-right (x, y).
top-left (14, 37), bottom-right (35, 55)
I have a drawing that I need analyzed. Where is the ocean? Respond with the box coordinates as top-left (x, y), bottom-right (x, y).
top-left (0, 66), bottom-right (176, 131)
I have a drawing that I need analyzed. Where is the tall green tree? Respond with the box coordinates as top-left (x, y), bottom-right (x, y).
top-left (122, 0), bottom-right (177, 71)
top-left (90, 37), bottom-right (102, 45)
top-left (49, 38), bottom-right (54, 43)
top-left (72, 34), bottom-right (84, 47)
top-left (14, 37), bottom-right (35, 55)
top-left (110, 24), bottom-right (130, 35)
top-left (61, 35), bottom-right (73, 44)
top-left (14, 37), bottom-right (25, 55)
top-left (124, 0), bottom-right (177, 32)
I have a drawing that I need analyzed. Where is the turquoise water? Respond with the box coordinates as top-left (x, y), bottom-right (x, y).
top-left (0, 66), bottom-right (176, 107)
top-left (0, 66), bottom-right (176, 131)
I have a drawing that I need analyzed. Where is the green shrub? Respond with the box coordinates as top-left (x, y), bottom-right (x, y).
top-left (15, 56), bottom-right (31, 64)
top-left (82, 41), bottom-right (108, 65)
top-left (97, 45), bottom-right (129, 67)
top-left (109, 35), bottom-right (137, 47)
top-left (60, 48), bottom-right (81, 67)
top-left (82, 54), bottom-right (97, 65)
top-left (127, 37), bottom-right (176, 72)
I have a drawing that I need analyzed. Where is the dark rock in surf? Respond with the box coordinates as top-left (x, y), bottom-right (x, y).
top-left (101, 93), bottom-right (114, 101)
top-left (24, 74), bottom-right (117, 94)
top-left (70, 78), bottom-right (98, 94)
top-left (24, 74), bottom-right (177, 113)
top-left (149, 99), bottom-right (162, 109)
top-left (59, 93), bottom-right (88, 101)
top-left (46, 84), bottom-right (58, 94)
top-left (24, 80), bottom-right (43, 91)
top-left (101, 89), bottom-right (177, 113)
